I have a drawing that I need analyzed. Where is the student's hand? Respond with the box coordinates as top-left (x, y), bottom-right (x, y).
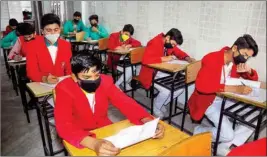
top-left (87, 37), bottom-right (92, 42)
top-left (92, 26), bottom-right (99, 32)
top-left (46, 74), bottom-right (59, 84)
top-left (161, 56), bottom-right (174, 62)
top-left (185, 57), bottom-right (196, 63)
top-left (93, 139), bottom-right (120, 156)
top-left (235, 85), bottom-right (252, 95)
top-left (236, 63), bottom-right (252, 74)
top-left (125, 44), bottom-right (132, 49)
top-left (14, 54), bottom-right (23, 61)
top-left (152, 123), bottom-right (165, 139)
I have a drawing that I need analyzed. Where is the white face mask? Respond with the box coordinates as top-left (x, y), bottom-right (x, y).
top-left (45, 33), bottom-right (60, 44)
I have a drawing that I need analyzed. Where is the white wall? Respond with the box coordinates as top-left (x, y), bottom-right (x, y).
top-left (85, 1), bottom-right (266, 81)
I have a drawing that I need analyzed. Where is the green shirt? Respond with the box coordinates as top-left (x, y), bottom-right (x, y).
top-left (84, 25), bottom-right (109, 40)
top-left (0, 30), bottom-right (18, 48)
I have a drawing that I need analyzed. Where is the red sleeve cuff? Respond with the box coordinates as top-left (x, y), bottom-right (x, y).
top-left (71, 132), bottom-right (96, 149)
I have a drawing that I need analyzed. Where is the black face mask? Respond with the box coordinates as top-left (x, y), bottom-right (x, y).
top-left (91, 23), bottom-right (97, 27)
top-left (233, 50), bottom-right (247, 65)
top-left (73, 19), bottom-right (79, 23)
top-left (164, 43), bottom-right (173, 49)
top-left (78, 77), bottom-right (101, 93)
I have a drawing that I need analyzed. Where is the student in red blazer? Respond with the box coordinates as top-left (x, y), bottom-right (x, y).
top-left (107, 24), bottom-right (142, 90)
top-left (189, 34), bottom-right (261, 155)
top-left (26, 13), bottom-right (72, 83)
top-left (227, 137), bottom-right (266, 156)
top-left (138, 28), bottom-right (195, 118)
top-left (54, 53), bottom-right (165, 156)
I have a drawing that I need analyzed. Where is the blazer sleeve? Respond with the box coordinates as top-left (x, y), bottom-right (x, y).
top-left (54, 85), bottom-right (95, 148)
top-left (107, 33), bottom-right (118, 50)
top-left (167, 46), bottom-right (189, 60)
top-left (98, 26), bottom-right (109, 38)
top-left (129, 37), bottom-right (141, 47)
top-left (106, 76), bottom-right (152, 124)
top-left (195, 56), bottom-right (225, 94)
top-left (8, 38), bottom-right (21, 59)
top-left (142, 41), bottom-right (162, 65)
top-left (239, 69), bottom-right (258, 81)
top-left (26, 48), bottom-right (45, 82)
top-left (64, 42), bottom-right (72, 75)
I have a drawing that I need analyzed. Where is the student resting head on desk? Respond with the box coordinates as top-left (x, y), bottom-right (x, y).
top-left (8, 22), bottom-right (41, 61)
top-left (54, 53), bottom-right (165, 156)
top-left (188, 34), bottom-right (261, 155)
top-left (26, 13), bottom-right (72, 84)
top-left (138, 28), bottom-right (196, 118)
top-left (107, 24), bottom-right (142, 90)
top-left (84, 14), bottom-right (109, 41)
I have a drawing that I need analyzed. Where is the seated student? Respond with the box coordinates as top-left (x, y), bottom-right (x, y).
top-left (138, 28), bottom-right (196, 118)
top-left (8, 22), bottom-right (41, 61)
top-left (3, 18), bottom-right (18, 37)
top-left (63, 11), bottom-right (86, 40)
top-left (188, 34), bottom-right (261, 155)
top-left (54, 53), bottom-right (164, 156)
top-left (26, 13), bottom-right (72, 83)
top-left (1, 24), bottom-right (19, 49)
top-left (84, 14), bottom-right (109, 41)
top-left (107, 24), bottom-right (142, 90)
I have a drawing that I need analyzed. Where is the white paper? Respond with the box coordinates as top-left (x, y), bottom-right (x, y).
top-left (104, 118), bottom-right (160, 149)
top-left (8, 57), bottom-right (26, 63)
top-left (224, 78), bottom-right (266, 103)
top-left (167, 59), bottom-right (189, 65)
top-left (39, 75), bottom-right (70, 88)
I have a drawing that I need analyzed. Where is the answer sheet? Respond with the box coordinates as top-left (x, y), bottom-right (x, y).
top-left (104, 118), bottom-right (160, 149)
top-left (40, 75), bottom-right (70, 88)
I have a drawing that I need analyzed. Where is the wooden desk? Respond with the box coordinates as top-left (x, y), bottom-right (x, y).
top-left (26, 82), bottom-right (53, 98)
top-left (107, 49), bottom-right (132, 55)
top-left (148, 62), bottom-right (187, 73)
top-left (64, 120), bottom-right (190, 156)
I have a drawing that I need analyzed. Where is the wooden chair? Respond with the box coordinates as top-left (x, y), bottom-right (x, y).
top-left (178, 60), bottom-right (202, 131)
top-left (75, 31), bottom-right (85, 42)
top-left (160, 132), bottom-right (212, 156)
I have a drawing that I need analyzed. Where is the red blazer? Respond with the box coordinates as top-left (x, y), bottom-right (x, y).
top-left (107, 32), bottom-right (141, 70)
top-left (188, 46), bottom-right (258, 121)
top-left (26, 37), bottom-right (72, 82)
top-left (138, 33), bottom-right (189, 89)
top-left (54, 75), bottom-right (151, 148)
top-left (3, 25), bottom-right (13, 37)
top-left (227, 138), bottom-right (266, 156)
top-left (19, 35), bottom-right (42, 57)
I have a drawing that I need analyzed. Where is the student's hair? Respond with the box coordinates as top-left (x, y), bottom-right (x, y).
top-left (9, 18), bottom-right (18, 27)
top-left (165, 28), bottom-right (183, 45)
top-left (17, 23), bottom-right (35, 35)
top-left (73, 11), bottom-right (82, 17)
top-left (71, 53), bottom-right (102, 76)
top-left (122, 24), bottom-right (134, 35)
top-left (89, 14), bottom-right (98, 22)
top-left (233, 34), bottom-right (258, 57)
top-left (41, 13), bottom-right (61, 29)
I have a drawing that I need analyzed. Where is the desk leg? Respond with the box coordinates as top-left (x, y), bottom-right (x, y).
top-left (168, 73), bottom-right (176, 124)
top-left (123, 61), bottom-right (126, 92)
top-left (181, 84), bottom-right (188, 131)
top-left (213, 97), bottom-right (227, 156)
top-left (36, 101), bottom-right (49, 156)
top-left (10, 66), bottom-right (19, 96)
top-left (3, 49), bottom-right (11, 78)
top-left (150, 70), bottom-right (156, 115)
top-left (254, 108), bottom-right (263, 140)
top-left (43, 107), bottom-right (54, 156)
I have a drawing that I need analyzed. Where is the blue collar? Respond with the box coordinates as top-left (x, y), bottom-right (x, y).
top-left (45, 38), bottom-right (58, 47)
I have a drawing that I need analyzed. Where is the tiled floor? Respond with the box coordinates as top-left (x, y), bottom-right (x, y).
top-left (1, 58), bottom-right (266, 156)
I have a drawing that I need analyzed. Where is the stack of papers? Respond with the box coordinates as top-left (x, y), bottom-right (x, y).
top-left (105, 118), bottom-right (160, 149)
top-left (40, 75), bottom-right (70, 88)
top-left (167, 59), bottom-right (189, 65)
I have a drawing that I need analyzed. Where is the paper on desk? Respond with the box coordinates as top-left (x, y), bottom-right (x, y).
top-left (8, 57), bottom-right (26, 63)
top-left (40, 75), bottom-right (70, 88)
top-left (167, 59), bottom-right (189, 65)
top-left (224, 78), bottom-right (266, 103)
top-left (104, 118), bottom-right (160, 149)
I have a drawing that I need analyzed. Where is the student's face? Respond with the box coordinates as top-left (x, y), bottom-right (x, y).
top-left (232, 45), bottom-right (253, 60)
top-left (165, 35), bottom-right (177, 48)
top-left (24, 33), bottom-right (35, 41)
top-left (76, 66), bottom-right (100, 81)
top-left (90, 19), bottom-right (98, 26)
top-left (73, 16), bottom-right (81, 22)
top-left (122, 31), bottom-right (131, 37)
top-left (42, 24), bottom-right (60, 35)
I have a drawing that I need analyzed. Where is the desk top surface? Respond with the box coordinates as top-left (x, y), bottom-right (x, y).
top-left (63, 120), bottom-right (190, 156)
top-left (26, 82), bottom-right (53, 98)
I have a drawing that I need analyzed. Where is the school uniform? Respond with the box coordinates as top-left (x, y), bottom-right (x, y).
top-left (107, 32), bottom-right (142, 90)
top-left (0, 30), bottom-right (18, 48)
top-left (54, 74), bottom-right (151, 148)
top-left (26, 36), bottom-right (72, 82)
top-left (3, 25), bottom-right (13, 37)
top-left (138, 33), bottom-right (190, 117)
top-left (63, 20), bottom-right (86, 40)
top-left (188, 46), bottom-right (259, 155)
top-left (83, 25), bottom-right (109, 40)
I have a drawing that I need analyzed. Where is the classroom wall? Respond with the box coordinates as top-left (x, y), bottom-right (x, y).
top-left (84, 1), bottom-right (266, 82)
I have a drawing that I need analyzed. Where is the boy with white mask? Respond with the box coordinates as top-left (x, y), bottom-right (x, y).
top-left (26, 13), bottom-right (72, 84)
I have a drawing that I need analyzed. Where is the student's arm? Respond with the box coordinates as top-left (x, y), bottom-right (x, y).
top-left (235, 64), bottom-right (259, 81)
top-left (63, 21), bottom-right (71, 35)
top-left (54, 86), bottom-right (96, 148)
top-left (1, 31), bottom-right (17, 48)
top-left (167, 46), bottom-right (189, 60)
top-left (83, 27), bottom-right (91, 40)
top-left (80, 21), bottom-right (87, 32)
top-left (106, 76), bottom-right (152, 124)
top-left (129, 37), bottom-right (141, 47)
top-left (142, 42), bottom-right (162, 65)
top-left (98, 26), bottom-right (109, 38)
top-left (8, 38), bottom-right (21, 59)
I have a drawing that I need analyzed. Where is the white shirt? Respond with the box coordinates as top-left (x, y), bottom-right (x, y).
top-left (220, 62), bottom-right (233, 84)
top-left (47, 45), bottom-right (58, 65)
top-left (85, 93), bottom-right (96, 113)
